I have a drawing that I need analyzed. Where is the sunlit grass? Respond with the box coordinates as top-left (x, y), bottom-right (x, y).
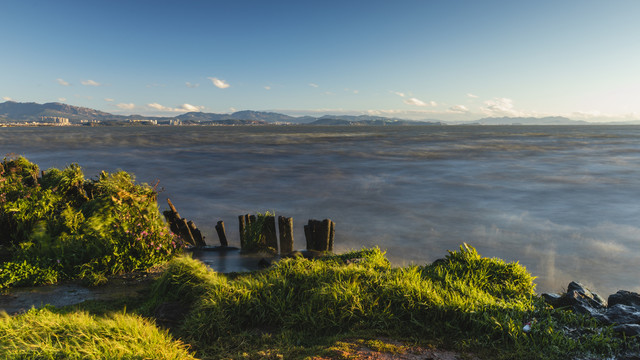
top-left (0, 307), bottom-right (195, 359)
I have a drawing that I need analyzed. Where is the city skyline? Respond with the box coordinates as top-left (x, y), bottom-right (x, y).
top-left (2, 0), bottom-right (640, 122)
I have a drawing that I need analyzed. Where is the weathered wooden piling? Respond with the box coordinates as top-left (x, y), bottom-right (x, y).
top-left (215, 221), bottom-right (229, 247)
top-left (188, 220), bottom-right (206, 247)
top-left (163, 198), bottom-right (206, 247)
top-left (238, 215), bottom-right (246, 249)
top-left (180, 218), bottom-right (196, 246)
top-left (278, 216), bottom-right (294, 254)
top-left (304, 219), bottom-right (335, 252)
top-left (262, 215), bottom-right (278, 252)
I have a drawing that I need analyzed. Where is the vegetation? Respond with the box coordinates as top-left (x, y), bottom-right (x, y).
top-left (140, 245), bottom-right (630, 359)
top-left (241, 211), bottom-right (277, 253)
top-left (0, 156), bottom-right (184, 287)
top-left (0, 307), bottom-right (196, 359)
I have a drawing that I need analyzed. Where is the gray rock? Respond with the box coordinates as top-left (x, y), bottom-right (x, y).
top-left (609, 290), bottom-right (640, 309)
top-left (613, 323), bottom-right (640, 337)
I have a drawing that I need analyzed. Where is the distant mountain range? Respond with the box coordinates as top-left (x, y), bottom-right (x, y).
top-left (0, 100), bottom-right (617, 126)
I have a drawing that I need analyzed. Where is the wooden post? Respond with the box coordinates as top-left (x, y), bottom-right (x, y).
top-left (304, 219), bottom-right (335, 252)
top-left (188, 221), bottom-right (206, 247)
top-left (328, 220), bottom-right (335, 252)
top-left (278, 216), bottom-right (294, 254)
top-left (238, 215), bottom-right (246, 249)
top-left (316, 219), bottom-right (331, 251)
top-left (180, 218), bottom-right (196, 246)
top-left (167, 198), bottom-right (181, 219)
top-left (263, 215), bottom-right (278, 252)
top-left (215, 221), bottom-right (229, 247)
top-left (304, 222), bottom-right (313, 250)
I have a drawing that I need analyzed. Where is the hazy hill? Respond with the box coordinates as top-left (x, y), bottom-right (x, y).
top-left (471, 116), bottom-right (588, 125)
top-left (0, 101), bottom-right (116, 122)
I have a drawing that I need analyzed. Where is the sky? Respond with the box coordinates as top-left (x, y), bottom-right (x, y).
top-left (2, 0), bottom-right (640, 122)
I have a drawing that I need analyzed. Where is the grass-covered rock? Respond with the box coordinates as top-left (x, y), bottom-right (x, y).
top-left (0, 156), bottom-right (184, 287)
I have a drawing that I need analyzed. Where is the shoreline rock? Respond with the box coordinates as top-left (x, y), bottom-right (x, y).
top-left (543, 281), bottom-right (640, 337)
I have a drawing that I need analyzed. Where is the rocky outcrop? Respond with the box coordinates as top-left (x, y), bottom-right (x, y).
top-left (543, 282), bottom-right (640, 337)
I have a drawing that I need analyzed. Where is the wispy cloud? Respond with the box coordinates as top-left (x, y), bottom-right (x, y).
top-left (309, 83), bottom-right (319, 88)
top-left (57, 78), bottom-right (71, 86)
top-left (104, 98), bottom-right (114, 102)
top-left (81, 79), bottom-right (101, 87)
top-left (449, 105), bottom-right (469, 113)
top-left (146, 83), bottom-right (166, 88)
top-left (208, 77), bottom-right (230, 89)
top-left (393, 91), bottom-right (406, 97)
top-left (404, 97), bottom-right (437, 107)
top-left (147, 103), bottom-right (204, 113)
top-left (264, 86), bottom-right (271, 90)
top-left (58, 97), bottom-right (66, 102)
top-left (467, 93), bottom-right (479, 98)
top-left (117, 103), bottom-right (136, 110)
top-left (2, 96), bottom-right (12, 101)
top-left (177, 103), bottom-right (204, 112)
top-left (481, 98), bottom-right (530, 117)
top-left (186, 82), bottom-right (200, 88)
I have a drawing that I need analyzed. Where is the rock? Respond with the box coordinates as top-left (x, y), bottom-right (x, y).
top-left (609, 290), bottom-right (640, 309)
top-left (258, 258), bottom-right (272, 268)
top-left (597, 304), bottom-right (640, 326)
top-left (542, 282), bottom-right (606, 311)
top-left (614, 324), bottom-right (640, 337)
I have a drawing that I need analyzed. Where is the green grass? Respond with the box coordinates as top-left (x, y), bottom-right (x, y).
top-left (0, 307), bottom-right (196, 360)
top-left (140, 245), bottom-right (629, 359)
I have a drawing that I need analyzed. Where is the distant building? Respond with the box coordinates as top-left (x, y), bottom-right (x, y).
top-left (41, 116), bottom-right (70, 125)
top-left (128, 119), bottom-right (158, 125)
top-left (170, 119), bottom-right (182, 125)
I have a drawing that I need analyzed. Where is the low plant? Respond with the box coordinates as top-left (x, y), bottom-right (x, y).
top-left (242, 211), bottom-right (276, 253)
top-left (0, 156), bottom-right (184, 287)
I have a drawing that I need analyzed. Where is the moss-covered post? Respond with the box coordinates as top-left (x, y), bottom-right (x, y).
top-left (278, 216), bottom-right (294, 254)
top-left (263, 215), bottom-right (278, 252)
top-left (215, 220), bottom-right (228, 247)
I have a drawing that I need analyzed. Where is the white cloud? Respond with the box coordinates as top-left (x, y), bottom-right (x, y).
top-left (2, 96), bottom-right (12, 101)
top-left (467, 93), bottom-right (479, 98)
top-left (57, 78), bottom-right (70, 86)
top-left (309, 83), bottom-right (319, 88)
top-left (186, 82), bottom-right (199, 88)
top-left (264, 86), bottom-right (271, 90)
top-left (393, 91), bottom-right (406, 97)
top-left (481, 97), bottom-right (525, 117)
top-left (117, 103), bottom-right (136, 110)
top-left (104, 98), bottom-right (114, 102)
top-left (177, 103), bottom-right (203, 112)
top-left (404, 97), bottom-right (436, 107)
top-left (81, 79), bottom-right (101, 87)
top-left (147, 103), bottom-right (203, 113)
top-left (147, 103), bottom-right (172, 111)
top-left (208, 77), bottom-right (230, 89)
top-left (58, 97), bottom-right (66, 102)
top-left (449, 105), bottom-right (469, 113)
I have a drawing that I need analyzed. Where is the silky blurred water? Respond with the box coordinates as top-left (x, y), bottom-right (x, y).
top-left (3, 125), bottom-right (640, 296)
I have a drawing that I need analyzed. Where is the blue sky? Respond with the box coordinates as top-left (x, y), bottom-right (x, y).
top-left (2, 0), bottom-right (640, 121)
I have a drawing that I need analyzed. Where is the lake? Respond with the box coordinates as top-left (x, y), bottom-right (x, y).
top-left (3, 124), bottom-right (640, 296)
